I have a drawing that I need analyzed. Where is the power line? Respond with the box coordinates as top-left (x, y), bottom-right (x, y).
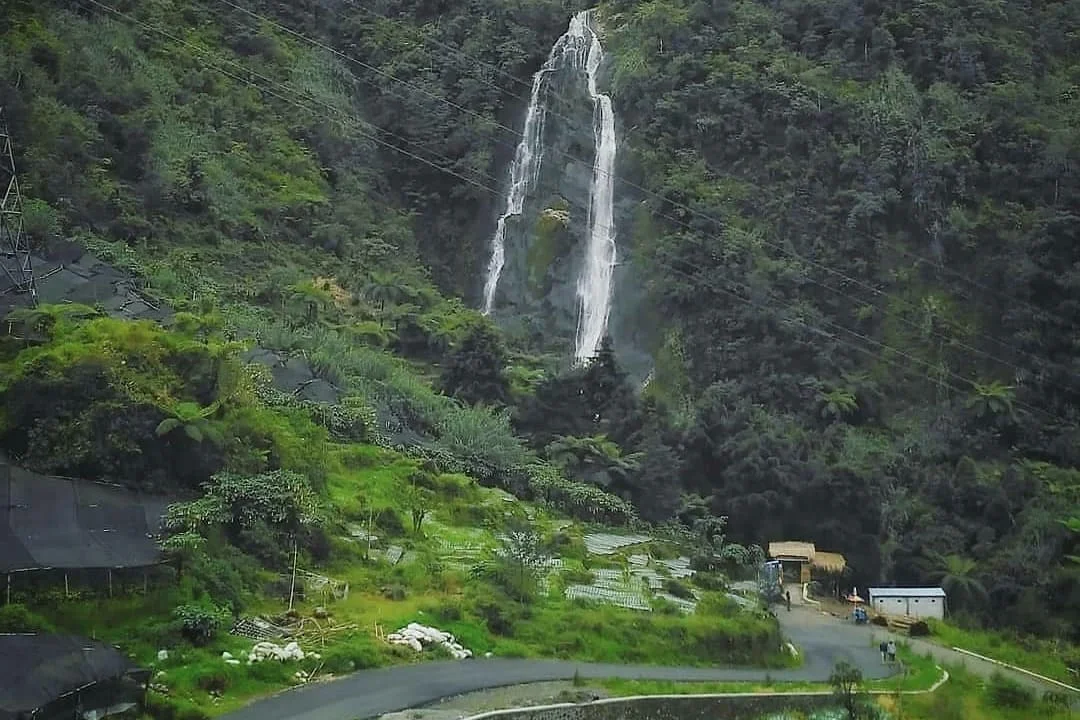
top-left (207, 0), bottom-right (1078, 387)
top-left (651, 253), bottom-right (1076, 430)
top-left (306, 1), bottom-right (1070, 337)
top-left (70, 0), bottom-right (1078, 428)
top-left (315, 1), bottom-right (587, 113)
top-left (78, 0), bottom-right (509, 196)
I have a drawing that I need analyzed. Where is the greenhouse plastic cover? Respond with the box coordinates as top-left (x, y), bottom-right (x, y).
top-left (0, 634), bottom-right (139, 719)
top-left (0, 463), bottom-right (171, 572)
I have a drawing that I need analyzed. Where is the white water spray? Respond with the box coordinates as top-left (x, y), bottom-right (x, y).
top-left (481, 10), bottom-right (618, 363)
top-left (571, 11), bottom-right (617, 362)
top-left (481, 22), bottom-right (583, 315)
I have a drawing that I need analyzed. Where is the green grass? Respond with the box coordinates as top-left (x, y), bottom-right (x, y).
top-left (25, 591), bottom-right (320, 716)
top-left (2, 401), bottom-right (789, 717)
top-left (596, 645), bottom-right (942, 696)
top-left (924, 620), bottom-right (1078, 686)
top-left (888, 659), bottom-right (1076, 720)
top-left (326, 444), bottom-right (419, 516)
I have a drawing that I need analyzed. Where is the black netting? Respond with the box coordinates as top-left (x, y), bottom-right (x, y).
top-left (0, 463), bottom-right (170, 572)
top-left (0, 634), bottom-right (144, 719)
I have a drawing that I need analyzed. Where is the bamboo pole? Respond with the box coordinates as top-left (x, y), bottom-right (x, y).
top-left (288, 540), bottom-right (298, 611)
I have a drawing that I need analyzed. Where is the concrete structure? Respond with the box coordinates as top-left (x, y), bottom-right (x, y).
top-left (867, 587), bottom-right (947, 620)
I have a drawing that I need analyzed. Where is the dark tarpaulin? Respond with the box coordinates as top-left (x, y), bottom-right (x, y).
top-left (0, 463), bottom-right (171, 573)
top-left (0, 634), bottom-right (143, 720)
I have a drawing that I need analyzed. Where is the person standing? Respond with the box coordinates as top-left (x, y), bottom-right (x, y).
top-left (887, 639), bottom-right (897, 663)
top-left (785, 590), bottom-right (791, 611)
top-left (879, 640), bottom-right (888, 663)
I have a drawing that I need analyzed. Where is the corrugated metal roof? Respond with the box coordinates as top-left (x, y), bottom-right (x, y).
top-left (868, 587), bottom-right (946, 598)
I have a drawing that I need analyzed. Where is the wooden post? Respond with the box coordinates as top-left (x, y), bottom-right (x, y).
top-left (108, 569), bottom-right (113, 598)
top-left (367, 506), bottom-right (373, 561)
top-left (288, 540), bottom-right (298, 611)
top-left (64, 573), bottom-right (69, 598)
top-left (143, 570), bottom-right (148, 594)
top-left (5, 574), bottom-right (9, 605)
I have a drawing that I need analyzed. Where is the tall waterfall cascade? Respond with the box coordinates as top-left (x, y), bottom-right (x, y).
top-left (481, 10), bottom-right (618, 362)
top-left (571, 12), bottom-right (617, 362)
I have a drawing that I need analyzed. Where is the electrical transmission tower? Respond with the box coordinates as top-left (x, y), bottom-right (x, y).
top-left (0, 106), bottom-right (36, 307)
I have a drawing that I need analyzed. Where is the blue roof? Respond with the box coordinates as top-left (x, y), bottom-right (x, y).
top-left (868, 587), bottom-right (946, 598)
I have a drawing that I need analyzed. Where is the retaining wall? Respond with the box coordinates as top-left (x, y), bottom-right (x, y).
top-left (465, 694), bottom-right (840, 720)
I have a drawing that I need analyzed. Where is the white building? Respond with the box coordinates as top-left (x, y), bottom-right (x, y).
top-left (867, 587), bottom-right (947, 620)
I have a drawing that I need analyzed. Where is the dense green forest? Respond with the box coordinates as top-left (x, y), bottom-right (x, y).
top-left (598, 0), bottom-right (1080, 639)
top-left (0, 0), bottom-right (1077, 667)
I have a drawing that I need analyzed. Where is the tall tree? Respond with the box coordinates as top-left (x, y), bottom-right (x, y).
top-left (440, 322), bottom-right (510, 406)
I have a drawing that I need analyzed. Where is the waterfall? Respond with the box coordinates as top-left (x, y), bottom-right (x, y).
top-left (571, 11), bottom-right (617, 362)
top-left (481, 21), bottom-right (583, 315)
top-left (482, 10), bottom-right (619, 363)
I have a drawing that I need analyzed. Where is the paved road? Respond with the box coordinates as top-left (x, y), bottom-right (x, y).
top-left (222, 605), bottom-right (889, 720)
top-left (861, 623), bottom-right (1079, 705)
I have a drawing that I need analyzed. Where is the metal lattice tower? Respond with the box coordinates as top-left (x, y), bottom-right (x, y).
top-left (0, 106), bottom-right (36, 307)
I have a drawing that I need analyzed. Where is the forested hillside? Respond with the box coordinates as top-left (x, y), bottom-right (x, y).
top-left (595, 0), bottom-right (1080, 637)
top-left (0, 0), bottom-right (1078, 659)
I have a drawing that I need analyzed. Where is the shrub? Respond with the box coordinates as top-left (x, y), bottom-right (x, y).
top-left (428, 599), bottom-right (464, 622)
top-left (173, 602), bottom-right (232, 646)
top-left (146, 695), bottom-right (211, 720)
top-left (909, 620), bottom-right (930, 637)
top-left (473, 595), bottom-right (529, 636)
top-left (186, 545), bottom-right (256, 614)
top-left (691, 571), bottom-right (728, 591)
top-left (1042, 690), bottom-right (1070, 710)
top-left (195, 671), bottom-right (230, 693)
top-left (382, 584), bottom-right (408, 601)
top-left (0, 603), bottom-right (55, 633)
top-left (662, 578), bottom-right (696, 600)
top-left (986, 673), bottom-right (1035, 709)
top-left (320, 637), bottom-right (386, 675)
top-left (446, 502), bottom-right (499, 527)
top-left (235, 519), bottom-right (288, 567)
top-left (303, 525), bottom-right (332, 563)
top-left (434, 472), bottom-right (476, 498)
top-left (695, 594), bottom-right (740, 616)
top-left (870, 615), bottom-right (889, 626)
top-left (524, 462), bottom-right (635, 524)
top-left (561, 567), bottom-right (594, 585)
top-left (375, 507), bottom-right (405, 536)
top-left (652, 598), bottom-right (682, 615)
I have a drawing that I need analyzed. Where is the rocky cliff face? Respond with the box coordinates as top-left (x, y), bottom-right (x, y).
top-left (483, 29), bottom-right (652, 382)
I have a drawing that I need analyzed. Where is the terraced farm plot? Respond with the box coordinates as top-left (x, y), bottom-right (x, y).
top-left (659, 556), bottom-right (694, 579)
top-left (583, 532), bottom-right (653, 555)
top-left (565, 583), bottom-right (652, 611)
top-left (564, 567), bottom-right (652, 611)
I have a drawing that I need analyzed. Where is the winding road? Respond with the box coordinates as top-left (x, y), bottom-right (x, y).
top-left (222, 605), bottom-right (889, 720)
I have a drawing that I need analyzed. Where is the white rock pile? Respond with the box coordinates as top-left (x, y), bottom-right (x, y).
top-left (244, 641), bottom-right (321, 664)
top-left (386, 623), bottom-right (473, 659)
